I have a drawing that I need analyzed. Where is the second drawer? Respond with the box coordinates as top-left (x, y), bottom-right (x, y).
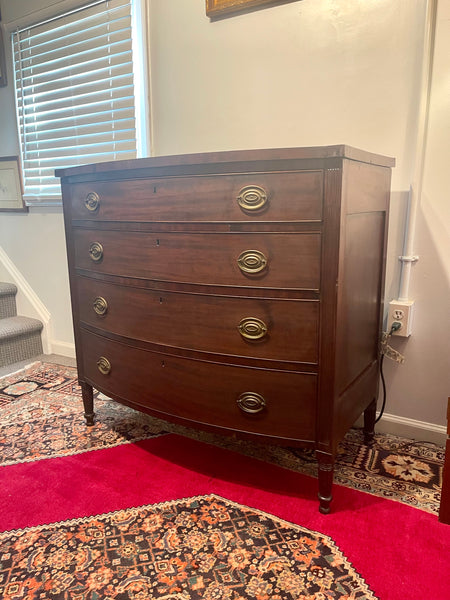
top-left (77, 277), bottom-right (319, 364)
top-left (73, 230), bottom-right (321, 290)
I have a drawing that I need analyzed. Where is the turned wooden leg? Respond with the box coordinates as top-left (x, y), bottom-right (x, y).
top-left (363, 398), bottom-right (377, 445)
top-left (80, 381), bottom-right (95, 426)
top-left (316, 451), bottom-right (334, 514)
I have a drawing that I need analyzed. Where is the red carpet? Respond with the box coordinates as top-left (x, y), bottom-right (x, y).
top-left (1, 433), bottom-right (448, 599)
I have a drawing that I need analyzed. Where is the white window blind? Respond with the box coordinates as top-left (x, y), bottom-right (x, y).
top-left (13, 0), bottom-right (137, 205)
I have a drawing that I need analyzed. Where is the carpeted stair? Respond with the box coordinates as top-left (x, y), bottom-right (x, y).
top-left (0, 282), bottom-right (43, 367)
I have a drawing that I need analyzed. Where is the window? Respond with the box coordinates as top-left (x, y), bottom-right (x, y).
top-left (12, 0), bottom-right (148, 205)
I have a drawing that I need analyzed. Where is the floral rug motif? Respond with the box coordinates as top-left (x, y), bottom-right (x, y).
top-left (0, 362), bottom-right (444, 514)
top-left (0, 494), bottom-right (376, 600)
top-left (0, 363), bottom-right (165, 465)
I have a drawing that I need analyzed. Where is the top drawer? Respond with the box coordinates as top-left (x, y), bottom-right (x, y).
top-left (67, 171), bottom-right (323, 223)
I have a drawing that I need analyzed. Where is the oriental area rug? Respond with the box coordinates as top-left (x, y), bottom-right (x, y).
top-left (0, 494), bottom-right (375, 599)
top-left (0, 361), bottom-right (449, 600)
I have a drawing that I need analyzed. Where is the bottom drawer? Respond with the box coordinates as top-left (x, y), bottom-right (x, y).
top-left (80, 330), bottom-right (317, 443)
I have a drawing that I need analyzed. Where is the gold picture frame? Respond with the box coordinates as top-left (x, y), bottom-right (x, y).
top-left (0, 156), bottom-right (27, 212)
top-left (206, 0), bottom-right (297, 19)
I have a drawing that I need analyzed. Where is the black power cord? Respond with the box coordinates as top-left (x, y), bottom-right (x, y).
top-left (375, 353), bottom-right (387, 424)
top-left (375, 322), bottom-right (402, 424)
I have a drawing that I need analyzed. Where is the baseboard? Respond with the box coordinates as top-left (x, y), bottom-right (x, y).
top-left (50, 340), bottom-right (76, 359)
top-left (376, 412), bottom-right (446, 445)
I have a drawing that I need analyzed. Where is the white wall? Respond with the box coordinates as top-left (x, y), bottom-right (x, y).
top-left (0, 210), bottom-right (74, 351)
top-left (149, 0), bottom-right (424, 186)
top-left (0, 0), bottom-right (448, 438)
top-left (390, 0), bottom-right (450, 432)
top-left (147, 0), bottom-right (449, 439)
top-left (0, 0), bottom-right (75, 353)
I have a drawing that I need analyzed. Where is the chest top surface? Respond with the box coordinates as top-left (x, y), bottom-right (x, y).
top-left (56, 145), bottom-right (395, 182)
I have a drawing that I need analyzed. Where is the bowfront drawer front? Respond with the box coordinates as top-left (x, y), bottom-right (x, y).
top-left (81, 330), bottom-right (317, 442)
top-left (76, 277), bottom-right (319, 363)
top-left (69, 171), bottom-right (323, 223)
top-left (73, 230), bottom-right (321, 290)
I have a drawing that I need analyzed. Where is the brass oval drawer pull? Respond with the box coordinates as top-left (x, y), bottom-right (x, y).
top-left (237, 250), bottom-right (268, 274)
top-left (97, 356), bottom-right (111, 375)
top-left (238, 317), bottom-right (268, 341)
top-left (93, 296), bottom-right (108, 316)
top-left (89, 242), bottom-right (103, 262)
top-left (84, 192), bottom-right (100, 212)
top-left (237, 392), bottom-right (266, 414)
top-left (237, 185), bottom-right (268, 212)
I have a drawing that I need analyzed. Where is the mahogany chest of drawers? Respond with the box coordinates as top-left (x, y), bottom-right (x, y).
top-left (57, 145), bottom-right (394, 513)
top-left (439, 398), bottom-right (450, 524)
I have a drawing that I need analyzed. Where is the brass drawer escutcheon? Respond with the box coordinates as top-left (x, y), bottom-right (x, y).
top-left (89, 242), bottom-right (104, 262)
top-left (84, 192), bottom-right (100, 212)
top-left (237, 250), bottom-right (268, 274)
top-left (238, 317), bottom-right (268, 341)
top-left (93, 296), bottom-right (108, 316)
top-left (237, 392), bottom-right (266, 414)
top-left (237, 185), bottom-right (268, 211)
top-left (97, 356), bottom-right (111, 375)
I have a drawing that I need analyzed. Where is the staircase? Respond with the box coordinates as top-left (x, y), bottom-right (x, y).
top-left (0, 282), bottom-right (43, 367)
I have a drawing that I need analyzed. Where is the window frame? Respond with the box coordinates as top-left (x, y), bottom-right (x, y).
top-left (7, 0), bottom-right (151, 207)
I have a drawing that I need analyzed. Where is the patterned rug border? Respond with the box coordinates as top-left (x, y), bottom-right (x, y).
top-left (0, 360), bottom-right (41, 381)
top-left (0, 360), bottom-right (75, 389)
top-left (0, 431), bottom-right (167, 467)
top-left (0, 493), bottom-right (323, 539)
top-left (158, 423), bottom-right (443, 513)
top-left (0, 493), bottom-right (377, 599)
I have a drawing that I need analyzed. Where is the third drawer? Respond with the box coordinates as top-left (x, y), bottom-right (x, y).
top-left (76, 276), bottom-right (319, 364)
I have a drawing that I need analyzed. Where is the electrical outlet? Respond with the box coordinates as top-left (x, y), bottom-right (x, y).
top-left (388, 300), bottom-right (415, 337)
